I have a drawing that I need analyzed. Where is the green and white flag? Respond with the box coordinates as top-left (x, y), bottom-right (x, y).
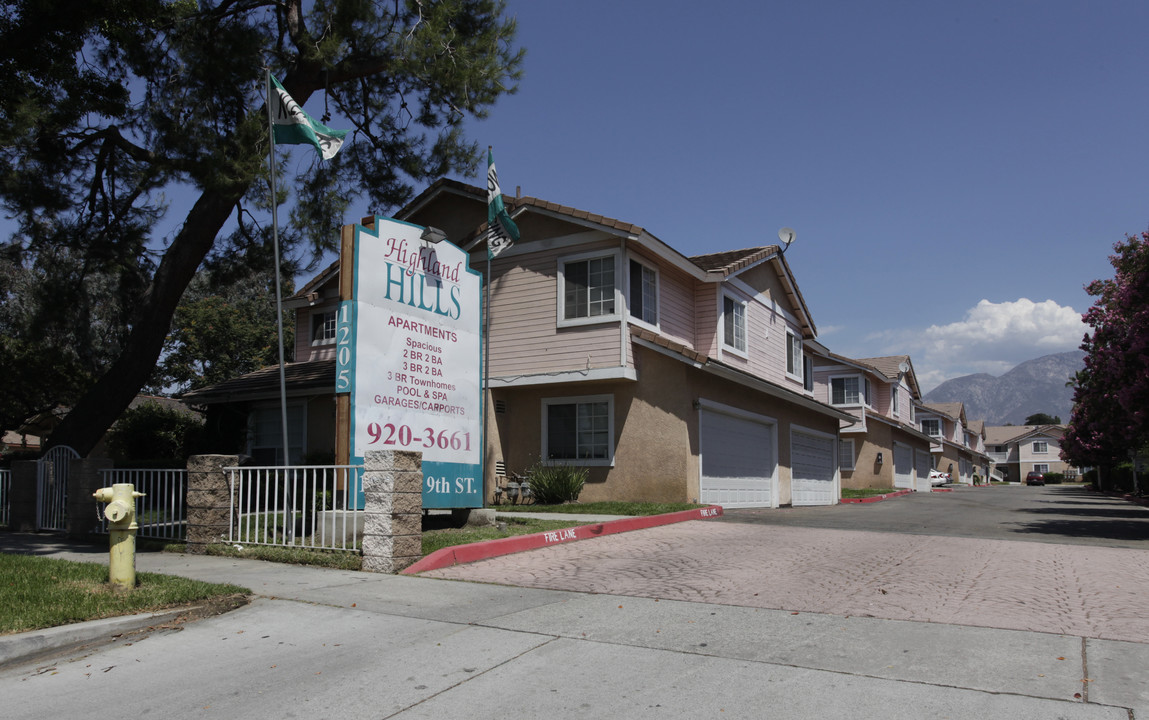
top-left (487, 148), bottom-right (519, 258)
top-left (269, 74), bottom-right (348, 160)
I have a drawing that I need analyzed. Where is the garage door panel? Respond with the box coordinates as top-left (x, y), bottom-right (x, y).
top-left (792, 431), bottom-right (835, 506)
top-left (700, 409), bottom-right (774, 508)
top-left (894, 443), bottom-right (913, 489)
top-left (915, 449), bottom-right (933, 493)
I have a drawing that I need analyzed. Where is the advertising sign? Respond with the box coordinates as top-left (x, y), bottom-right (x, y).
top-left (338, 217), bottom-right (483, 508)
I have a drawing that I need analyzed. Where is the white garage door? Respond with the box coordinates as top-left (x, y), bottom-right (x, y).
top-left (791, 430), bottom-right (836, 506)
top-left (700, 409), bottom-right (775, 508)
top-left (894, 443), bottom-right (913, 489)
top-left (915, 449), bottom-right (933, 493)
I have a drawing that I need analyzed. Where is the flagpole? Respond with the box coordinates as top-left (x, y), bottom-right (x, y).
top-left (483, 150), bottom-right (492, 504)
top-left (267, 68), bottom-right (291, 466)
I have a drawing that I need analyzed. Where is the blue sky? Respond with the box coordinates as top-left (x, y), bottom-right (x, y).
top-left (430, 1), bottom-right (1149, 391)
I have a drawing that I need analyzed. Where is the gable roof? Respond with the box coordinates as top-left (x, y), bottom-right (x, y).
top-left (181, 361), bottom-right (335, 405)
top-left (851, 355), bottom-right (922, 399)
top-left (690, 247), bottom-right (779, 276)
top-left (984, 424), bottom-right (1066, 445)
top-left (393, 178), bottom-right (819, 337)
top-left (921, 402), bottom-right (966, 424)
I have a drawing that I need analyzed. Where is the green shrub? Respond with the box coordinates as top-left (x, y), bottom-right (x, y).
top-left (526, 462), bottom-right (587, 505)
top-left (1043, 472), bottom-right (1065, 484)
top-left (105, 401), bottom-right (204, 462)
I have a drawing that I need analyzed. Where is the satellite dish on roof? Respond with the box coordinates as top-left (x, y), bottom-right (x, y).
top-left (898, 361), bottom-right (911, 375)
top-left (778, 227), bottom-right (796, 254)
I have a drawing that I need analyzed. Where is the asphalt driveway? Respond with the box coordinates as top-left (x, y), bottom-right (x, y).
top-left (422, 486), bottom-right (1149, 643)
top-left (720, 484), bottom-right (1149, 549)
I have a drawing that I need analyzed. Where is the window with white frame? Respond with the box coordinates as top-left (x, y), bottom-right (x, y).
top-left (1032, 440), bottom-right (1049, 454)
top-left (920, 417), bottom-right (941, 437)
top-left (542, 395), bottom-right (613, 464)
top-left (629, 259), bottom-right (658, 326)
top-left (559, 254), bottom-right (616, 324)
top-left (803, 355), bottom-right (814, 392)
top-left (891, 386), bottom-right (900, 416)
top-left (839, 438), bottom-right (855, 471)
top-left (311, 310), bottom-right (337, 345)
top-left (830, 376), bottom-right (871, 406)
top-left (786, 331), bottom-right (803, 380)
top-left (1033, 463), bottom-right (1049, 473)
top-left (722, 295), bottom-right (747, 353)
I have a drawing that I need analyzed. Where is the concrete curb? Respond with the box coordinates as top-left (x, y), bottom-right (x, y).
top-left (403, 506), bottom-right (724, 574)
top-left (1102, 490), bottom-right (1149, 507)
top-left (0, 607), bottom-right (192, 668)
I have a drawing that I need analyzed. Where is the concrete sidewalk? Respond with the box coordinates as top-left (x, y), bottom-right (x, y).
top-left (0, 532), bottom-right (1145, 718)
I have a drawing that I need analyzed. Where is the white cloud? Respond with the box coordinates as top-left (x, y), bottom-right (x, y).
top-left (870, 298), bottom-right (1085, 392)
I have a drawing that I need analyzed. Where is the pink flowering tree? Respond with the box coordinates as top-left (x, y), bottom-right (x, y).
top-left (1062, 230), bottom-right (1149, 468)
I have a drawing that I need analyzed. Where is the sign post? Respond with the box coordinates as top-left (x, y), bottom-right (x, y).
top-left (336, 216), bottom-right (483, 509)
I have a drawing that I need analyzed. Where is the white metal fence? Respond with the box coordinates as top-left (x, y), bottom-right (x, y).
top-left (37, 445), bottom-right (79, 531)
top-left (226, 465), bottom-right (363, 551)
top-left (97, 468), bottom-right (189, 541)
top-left (0, 468), bottom-right (10, 527)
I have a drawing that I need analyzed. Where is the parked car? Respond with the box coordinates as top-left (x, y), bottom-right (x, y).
top-left (928, 470), bottom-right (950, 486)
top-left (1025, 471), bottom-right (1045, 486)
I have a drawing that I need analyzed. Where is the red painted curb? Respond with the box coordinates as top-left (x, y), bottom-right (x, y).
top-left (932, 487), bottom-right (954, 492)
top-left (839, 489), bottom-right (913, 504)
top-left (403, 505), bottom-right (725, 574)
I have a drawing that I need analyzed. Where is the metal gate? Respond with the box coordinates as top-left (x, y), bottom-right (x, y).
top-left (37, 445), bottom-right (79, 531)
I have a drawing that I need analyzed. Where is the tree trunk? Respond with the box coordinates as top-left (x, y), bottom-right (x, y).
top-left (45, 188), bottom-right (244, 456)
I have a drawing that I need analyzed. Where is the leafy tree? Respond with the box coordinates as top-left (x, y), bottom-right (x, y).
top-left (0, 0), bottom-right (523, 455)
top-left (148, 267), bottom-right (294, 395)
top-left (1024, 413), bottom-right (1061, 425)
top-left (1062, 231), bottom-right (1149, 467)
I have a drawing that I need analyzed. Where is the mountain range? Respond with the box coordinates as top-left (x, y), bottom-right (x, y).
top-left (922, 350), bottom-right (1085, 425)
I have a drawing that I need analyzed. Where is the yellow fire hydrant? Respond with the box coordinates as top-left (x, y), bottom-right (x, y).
top-left (93, 483), bottom-right (145, 590)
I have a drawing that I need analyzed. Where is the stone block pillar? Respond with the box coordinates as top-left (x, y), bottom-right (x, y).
top-left (67, 458), bottom-right (113, 539)
top-left (186, 455), bottom-right (239, 554)
top-left (8, 461), bottom-right (38, 532)
top-left (360, 449), bottom-right (423, 574)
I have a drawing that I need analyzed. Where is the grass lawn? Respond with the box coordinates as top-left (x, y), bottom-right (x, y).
top-left (422, 516), bottom-right (587, 555)
top-left (841, 488), bottom-right (900, 499)
top-left (0, 553), bottom-right (249, 635)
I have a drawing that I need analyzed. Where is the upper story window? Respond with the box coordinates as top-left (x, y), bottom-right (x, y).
top-left (559, 252), bottom-right (618, 327)
top-left (1033, 440), bottom-right (1049, 454)
top-left (722, 295), bottom-right (747, 354)
top-left (786, 331), bottom-right (803, 381)
top-left (830, 376), bottom-right (871, 406)
top-left (891, 386), bottom-right (900, 416)
top-left (312, 310), bottom-right (337, 345)
top-left (920, 417), bottom-right (942, 437)
top-left (803, 355), bottom-right (814, 392)
top-left (629, 259), bottom-right (658, 326)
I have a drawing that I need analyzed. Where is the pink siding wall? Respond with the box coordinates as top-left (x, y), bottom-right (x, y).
top-left (694, 284), bottom-right (719, 357)
top-left (655, 263), bottom-right (696, 349)
top-left (873, 379), bottom-right (891, 416)
top-left (480, 239), bottom-right (624, 377)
